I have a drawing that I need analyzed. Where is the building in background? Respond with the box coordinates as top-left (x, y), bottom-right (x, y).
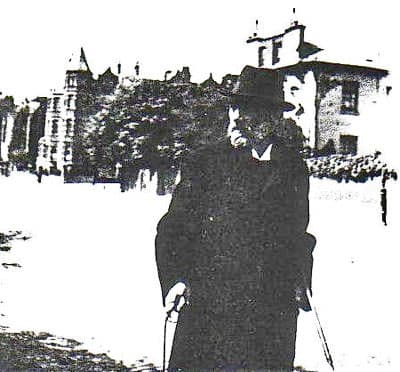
top-left (168, 67), bottom-right (192, 85)
top-left (247, 19), bottom-right (390, 155)
top-left (3, 18), bottom-right (392, 179)
top-left (3, 98), bottom-right (46, 171)
top-left (36, 48), bottom-right (120, 175)
top-left (0, 95), bottom-right (15, 163)
top-left (26, 97), bottom-right (47, 170)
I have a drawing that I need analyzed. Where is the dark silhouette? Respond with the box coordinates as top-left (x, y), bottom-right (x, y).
top-left (156, 66), bottom-right (315, 370)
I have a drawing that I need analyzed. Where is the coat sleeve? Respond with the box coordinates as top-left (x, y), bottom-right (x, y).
top-left (290, 155), bottom-right (311, 237)
top-left (155, 157), bottom-right (203, 304)
top-left (272, 144), bottom-right (315, 294)
top-left (288, 152), bottom-right (316, 292)
top-left (272, 144), bottom-right (311, 240)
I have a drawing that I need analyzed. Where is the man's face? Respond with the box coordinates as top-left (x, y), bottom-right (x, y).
top-left (227, 102), bottom-right (280, 147)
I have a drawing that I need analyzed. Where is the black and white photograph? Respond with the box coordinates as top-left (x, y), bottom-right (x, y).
top-left (0, 1), bottom-right (399, 370)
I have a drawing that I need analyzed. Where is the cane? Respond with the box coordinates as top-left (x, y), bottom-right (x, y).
top-left (305, 287), bottom-right (335, 370)
top-left (163, 294), bottom-right (182, 372)
top-left (162, 314), bottom-right (168, 372)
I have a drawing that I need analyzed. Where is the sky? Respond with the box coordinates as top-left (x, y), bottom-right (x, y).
top-left (0, 0), bottom-right (398, 101)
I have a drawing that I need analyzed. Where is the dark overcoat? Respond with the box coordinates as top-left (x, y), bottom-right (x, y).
top-left (155, 138), bottom-right (315, 370)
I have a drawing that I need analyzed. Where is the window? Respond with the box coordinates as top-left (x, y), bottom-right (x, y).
top-left (64, 144), bottom-right (71, 158)
top-left (66, 95), bottom-right (73, 109)
top-left (258, 46), bottom-right (266, 67)
top-left (66, 75), bottom-right (76, 88)
top-left (66, 119), bottom-right (73, 136)
top-left (341, 81), bottom-right (359, 115)
top-left (43, 144), bottom-right (48, 157)
top-left (51, 120), bottom-right (58, 135)
top-left (52, 97), bottom-right (60, 113)
top-left (340, 135), bottom-right (358, 155)
top-left (272, 40), bottom-right (282, 65)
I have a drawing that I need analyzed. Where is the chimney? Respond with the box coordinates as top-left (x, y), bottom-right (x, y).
top-left (182, 67), bottom-right (191, 83)
top-left (290, 8), bottom-right (298, 26)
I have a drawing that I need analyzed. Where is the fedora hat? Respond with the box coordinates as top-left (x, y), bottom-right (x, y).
top-left (232, 65), bottom-right (295, 111)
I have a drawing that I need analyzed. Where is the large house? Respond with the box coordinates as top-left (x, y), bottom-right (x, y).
top-left (36, 48), bottom-right (120, 175)
top-left (247, 21), bottom-right (390, 155)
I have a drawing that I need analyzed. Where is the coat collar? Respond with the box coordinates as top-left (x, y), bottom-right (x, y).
top-left (251, 144), bottom-right (273, 161)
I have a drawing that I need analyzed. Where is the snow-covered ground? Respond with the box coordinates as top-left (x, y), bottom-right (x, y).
top-left (0, 171), bottom-right (399, 371)
top-left (297, 177), bottom-right (400, 372)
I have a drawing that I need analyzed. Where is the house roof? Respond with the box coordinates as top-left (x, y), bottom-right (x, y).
top-left (298, 42), bottom-right (323, 59)
top-left (98, 67), bottom-right (118, 78)
top-left (301, 46), bottom-right (389, 68)
top-left (66, 47), bottom-right (91, 72)
top-left (200, 73), bottom-right (219, 89)
top-left (278, 60), bottom-right (389, 78)
top-left (246, 22), bottom-right (389, 76)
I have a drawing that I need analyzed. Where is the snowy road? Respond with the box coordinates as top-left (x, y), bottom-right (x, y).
top-left (0, 172), bottom-right (399, 370)
top-left (297, 178), bottom-right (400, 371)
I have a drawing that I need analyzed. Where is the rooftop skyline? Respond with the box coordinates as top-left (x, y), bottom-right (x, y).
top-left (0, 0), bottom-right (397, 101)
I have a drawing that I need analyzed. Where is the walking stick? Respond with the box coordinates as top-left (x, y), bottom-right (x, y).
top-left (162, 314), bottom-right (168, 372)
top-left (305, 288), bottom-right (335, 370)
top-left (162, 294), bottom-right (182, 372)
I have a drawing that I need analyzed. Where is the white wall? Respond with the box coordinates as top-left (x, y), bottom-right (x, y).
top-left (283, 70), bottom-right (317, 147)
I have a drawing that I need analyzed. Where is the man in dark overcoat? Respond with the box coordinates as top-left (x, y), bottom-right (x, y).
top-left (156, 66), bottom-right (316, 371)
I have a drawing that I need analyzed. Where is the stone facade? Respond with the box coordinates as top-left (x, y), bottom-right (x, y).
top-left (315, 65), bottom-right (387, 154)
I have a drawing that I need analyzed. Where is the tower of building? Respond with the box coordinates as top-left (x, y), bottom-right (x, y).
top-left (37, 47), bottom-right (95, 174)
top-left (63, 47), bottom-right (94, 175)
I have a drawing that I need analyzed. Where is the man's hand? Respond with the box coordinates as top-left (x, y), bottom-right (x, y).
top-left (165, 282), bottom-right (189, 322)
top-left (295, 285), bottom-right (312, 312)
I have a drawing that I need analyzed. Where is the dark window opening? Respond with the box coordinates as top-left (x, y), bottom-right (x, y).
top-left (64, 145), bottom-right (71, 160)
top-left (341, 81), bottom-right (359, 115)
top-left (66, 95), bottom-right (73, 108)
top-left (258, 46), bottom-right (266, 67)
top-left (52, 97), bottom-right (60, 113)
top-left (272, 40), bottom-right (282, 65)
top-left (42, 144), bottom-right (48, 157)
top-left (340, 135), bottom-right (358, 155)
top-left (66, 119), bottom-right (72, 136)
top-left (51, 120), bottom-right (58, 135)
top-left (66, 76), bottom-right (75, 88)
